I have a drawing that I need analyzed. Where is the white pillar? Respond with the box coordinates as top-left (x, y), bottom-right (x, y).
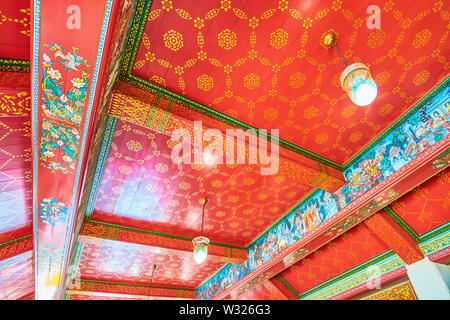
top-left (406, 257), bottom-right (450, 300)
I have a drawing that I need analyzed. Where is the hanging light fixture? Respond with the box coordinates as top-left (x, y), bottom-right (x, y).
top-left (322, 30), bottom-right (377, 106)
top-left (147, 264), bottom-right (156, 300)
top-left (192, 197), bottom-right (210, 264)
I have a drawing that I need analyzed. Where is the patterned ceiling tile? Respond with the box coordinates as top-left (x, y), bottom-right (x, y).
top-left (0, 116), bottom-right (32, 236)
top-left (0, 1), bottom-right (30, 60)
top-left (279, 223), bottom-right (389, 295)
top-left (91, 117), bottom-right (313, 246)
top-left (390, 167), bottom-right (449, 235)
top-left (77, 238), bottom-right (225, 289)
top-left (131, 0), bottom-right (449, 164)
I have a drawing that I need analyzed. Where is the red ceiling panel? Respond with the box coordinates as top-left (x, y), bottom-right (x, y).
top-left (390, 167), bottom-right (449, 236)
top-left (132, 0), bottom-right (449, 164)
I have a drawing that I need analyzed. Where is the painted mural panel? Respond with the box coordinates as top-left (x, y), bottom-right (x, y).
top-left (197, 81), bottom-right (450, 300)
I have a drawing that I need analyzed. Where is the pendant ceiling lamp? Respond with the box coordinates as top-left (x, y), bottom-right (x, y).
top-left (192, 197), bottom-right (210, 264)
top-left (323, 30), bottom-right (377, 106)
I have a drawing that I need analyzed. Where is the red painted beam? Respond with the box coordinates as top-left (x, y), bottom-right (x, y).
top-left (30, 0), bottom-right (126, 299)
top-left (0, 236), bottom-right (33, 261)
top-left (364, 210), bottom-right (424, 264)
top-left (215, 135), bottom-right (450, 299)
top-left (107, 81), bottom-right (346, 193)
top-left (68, 280), bottom-right (196, 299)
top-left (79, 222), bottom-right (247, 264)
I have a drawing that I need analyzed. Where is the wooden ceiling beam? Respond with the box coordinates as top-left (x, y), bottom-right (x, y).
top-left (79, 221), bottom-right (247, 264)
top-left (363, 210), bottom-right (424, 265)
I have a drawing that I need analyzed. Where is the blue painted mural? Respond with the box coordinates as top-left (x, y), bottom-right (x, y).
top-left (196, 81), bottom-right (450, 300)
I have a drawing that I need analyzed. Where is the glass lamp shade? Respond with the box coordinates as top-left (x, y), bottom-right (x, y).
top-left (192, 236), bottom-right (210, 264)
top-left (340, 62), bottom-right (377, 106)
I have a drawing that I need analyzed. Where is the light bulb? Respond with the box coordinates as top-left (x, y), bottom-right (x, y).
top-left (193, 245), bottom-right (208, 264)
top-left (340, 62), bottom-right (377, 106)
top-left (192, 236), bottom-right (209, 264)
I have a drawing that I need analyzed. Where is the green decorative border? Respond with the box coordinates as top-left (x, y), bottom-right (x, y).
top-left (385, 206), bottom-right (450, 243)
top-left (0, 234), bottom-right (32, 248)
top-left (86, 219), bottom-right (247, 250)
top-left (0, 58), bottom-right (30, 73)
top-left (384, 207), bottom-right (421, 243)
top-left (274, 274), bottom-right (300, 298)
top-left (85, 115), bottom-right (118, 218)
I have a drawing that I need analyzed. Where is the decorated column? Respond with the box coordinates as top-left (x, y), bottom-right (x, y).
top-left (31, 0), bottom-right (117, 299)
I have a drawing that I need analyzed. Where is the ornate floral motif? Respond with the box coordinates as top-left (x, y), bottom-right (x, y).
top-left (363, 281), bottom-right (417, 300)
top-left (197, 74), bottom-right (214, 92)
top-left (39, 198), bottom-right (68, 225)
top-left (41, 42), bottom-right (90, 126)
top-left (163, 30), bottom-right (184, 52)
top-left (40, 119), bottom-right (80, 174)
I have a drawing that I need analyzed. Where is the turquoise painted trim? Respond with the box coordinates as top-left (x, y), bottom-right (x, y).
top-left (85, 115), bottom-right (118, 217)
top-left (31, 0), bottom-right (41, 299)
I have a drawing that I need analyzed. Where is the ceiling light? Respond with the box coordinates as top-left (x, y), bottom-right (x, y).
top-left (323, 30), bottom-right (377, 106)
top-left (192, 198), bottom-right (210, 264)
